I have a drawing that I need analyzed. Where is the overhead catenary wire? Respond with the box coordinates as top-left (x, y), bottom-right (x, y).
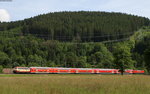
top-left (0, 32), bottom-right (133, 45)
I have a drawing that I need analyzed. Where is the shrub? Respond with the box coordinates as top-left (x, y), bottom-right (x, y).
top-left (0, 65), bottom-right (3, 73)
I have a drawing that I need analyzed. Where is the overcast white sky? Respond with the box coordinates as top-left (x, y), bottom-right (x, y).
top-left (0, 0), bottom-right (150, 22)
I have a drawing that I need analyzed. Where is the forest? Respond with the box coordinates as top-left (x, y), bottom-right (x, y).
top-left (0, 11), bottom-right (150, 73)
top-left (0, 11), bottom-right (149, 42)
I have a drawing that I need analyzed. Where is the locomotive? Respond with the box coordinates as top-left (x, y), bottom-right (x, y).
top-left (13, 67), bottom-right (145, 74)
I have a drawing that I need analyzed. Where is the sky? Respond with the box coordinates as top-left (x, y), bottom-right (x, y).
top-left (0, 0), bottom-right (150, 22)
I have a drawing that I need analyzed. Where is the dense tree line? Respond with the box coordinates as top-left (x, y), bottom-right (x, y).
top-left (131, 27), bottom-right (150, 73)
top-left (0, 11), bottom-right (150, 74)
top-left (0, 33), bottom-right (114, 68)
top-left (0, 11), bottom-right (149, 42)
top-left (0, 27), bottom-right (149, 74)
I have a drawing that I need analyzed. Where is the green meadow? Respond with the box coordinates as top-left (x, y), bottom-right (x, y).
top-left (0, 74), bottom-right (149, 94)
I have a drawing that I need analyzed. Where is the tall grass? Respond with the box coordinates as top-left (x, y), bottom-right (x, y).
top-left (0, 75), bottom-right (149, 94)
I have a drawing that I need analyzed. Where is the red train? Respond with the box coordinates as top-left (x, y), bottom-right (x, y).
top-left (13, 67), bottom-right (145, 74)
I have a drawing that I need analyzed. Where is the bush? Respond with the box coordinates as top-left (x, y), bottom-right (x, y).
top-left (0, 65), bottom-right (3, 73)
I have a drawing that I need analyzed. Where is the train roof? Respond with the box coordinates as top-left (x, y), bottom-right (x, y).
top-left (14, 67), bottom-right (29, 68)
top-left (29, 67), bottom-right (117, 70)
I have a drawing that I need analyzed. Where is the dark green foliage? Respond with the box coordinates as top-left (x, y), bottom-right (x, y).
top-left (144, 48), bottom-right (150, 73)
top-left (0, 51), bottom-right (11, 68)
top-left (89, 43), bottom-right (114, 68)
top-left (0, 11), bottom-right (150, 73)
top-left (113, 43), bottom-right (135, 74)
top-left (132, 53), bottom-right (145, 69)
top-left (0, 32), bottom-right (115, 68)
top-left (0, 65), bottom-right (3, 73)
top-left (0, 11), bottom-right (149, 42)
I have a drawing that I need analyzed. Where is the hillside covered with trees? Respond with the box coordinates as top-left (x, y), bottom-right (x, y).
top-left (0, 27), bottom-right (150, 72)
top-left (0, 11), bottom-right (149, 42)
top-left (0, 11), bottom-right (150, 73)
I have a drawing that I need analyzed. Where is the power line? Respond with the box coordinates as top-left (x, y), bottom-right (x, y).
top-left (0, 32), bottom-right (134, 37)
top-left (0, 32), bottom-right (133, 44)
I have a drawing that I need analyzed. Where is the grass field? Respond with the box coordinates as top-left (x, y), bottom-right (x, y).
top-left (0, 74), bottom-right (149, 94)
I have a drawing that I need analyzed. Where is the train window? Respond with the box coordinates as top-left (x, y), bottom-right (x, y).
top-left (17, 67), bottom-right (29, 70)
